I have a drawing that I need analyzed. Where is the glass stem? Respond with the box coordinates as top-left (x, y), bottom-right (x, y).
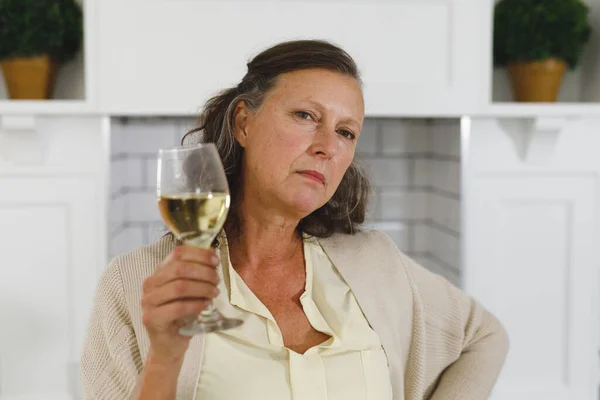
top-left (185, 239), bottom-right (223, 322)
top-left (198, 301), bottom-right (223, 322)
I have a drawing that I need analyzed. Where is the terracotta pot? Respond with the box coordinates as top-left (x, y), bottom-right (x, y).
top-left (1, 55), bottom-right (57, 100)
top-left (507, 58), bottom-right (566, 102)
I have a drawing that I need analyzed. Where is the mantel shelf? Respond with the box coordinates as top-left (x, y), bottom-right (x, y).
top-left (0, 100), bottom-right (93, 115)
top-left (4, 100), bottom-right (600, 119)
top-left (482, 103), bottom-right (600, 118)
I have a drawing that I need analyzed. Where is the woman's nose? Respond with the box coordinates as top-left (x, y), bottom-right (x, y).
top-left (311, 128), bottom-right (338, 158)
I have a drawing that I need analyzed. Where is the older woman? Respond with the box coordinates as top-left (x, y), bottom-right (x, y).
top-left (81, 40), bottom-right (508, 400)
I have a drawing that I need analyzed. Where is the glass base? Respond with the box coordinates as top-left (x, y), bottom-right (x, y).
top-left (179, 317), bottom-right (243, 335)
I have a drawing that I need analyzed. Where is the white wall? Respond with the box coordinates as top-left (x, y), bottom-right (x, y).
top-left (108, 117), bottom-right (462, 286)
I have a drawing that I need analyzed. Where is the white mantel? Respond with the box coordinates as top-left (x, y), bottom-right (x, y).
top-left (0, 1), bottom-right (599, 399)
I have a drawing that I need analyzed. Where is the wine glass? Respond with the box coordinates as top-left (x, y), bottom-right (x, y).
top-left (157, 143), bottom-right (243, 335)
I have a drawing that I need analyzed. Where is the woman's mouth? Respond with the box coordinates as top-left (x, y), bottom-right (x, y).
top-left (298, 170), bottom-right (325, 184)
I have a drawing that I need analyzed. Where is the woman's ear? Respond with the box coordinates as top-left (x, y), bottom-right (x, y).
top-left (233, 101), bottom-right (251, 148)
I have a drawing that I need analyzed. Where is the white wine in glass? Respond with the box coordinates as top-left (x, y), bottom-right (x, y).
top-left (157, 143), bottom-right (243, 335)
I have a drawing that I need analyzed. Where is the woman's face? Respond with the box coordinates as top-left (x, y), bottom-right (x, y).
top-left (234, 68), bottom-right (364, 220)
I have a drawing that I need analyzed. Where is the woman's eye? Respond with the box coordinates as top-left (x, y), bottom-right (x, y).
top-left (338, 129), bottom-right (356, 140)
top-left (295, 111), bottom-right (312, 120)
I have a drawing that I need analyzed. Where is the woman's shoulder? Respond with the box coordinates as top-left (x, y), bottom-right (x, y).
top-left (318, 229), bottom-right (406, 260)
top-left (317, 229), bottom-right (415, 284)
top-left (106, 234), bottom-right (177, 286)
top-left (319, 229), bottom-right (462, 302)
top-left (321, 229), bottom-right (497, 343)
top-left (91, 235), bottom-right (177, 326)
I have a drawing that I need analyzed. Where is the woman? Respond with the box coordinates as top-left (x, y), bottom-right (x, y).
top-left (81, 40), bottom-right (509, 400)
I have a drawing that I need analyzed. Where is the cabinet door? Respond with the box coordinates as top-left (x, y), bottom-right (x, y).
top-left (96, 0), bottom-right (484, 117)
top-left (0, 117), bottom-right (107, 400)
top-left (466, 175), bottom-right (596, 400)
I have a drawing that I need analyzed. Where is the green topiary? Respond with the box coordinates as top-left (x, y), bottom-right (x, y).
top-left (494, 0), bottom-right (592, 70)
top-left (0, 0), bottom-right (83, 64)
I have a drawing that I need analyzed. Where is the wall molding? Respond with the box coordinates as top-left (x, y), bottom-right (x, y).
top-left (497, 117), bottom-right (570, 165)
top-left (0, 115), bottom-right (44, 165)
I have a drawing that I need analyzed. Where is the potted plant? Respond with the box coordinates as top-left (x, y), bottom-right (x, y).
top-left (494, 0), bottom-right (592, 102)
top-left (0, 0), bottom-right (83, 100)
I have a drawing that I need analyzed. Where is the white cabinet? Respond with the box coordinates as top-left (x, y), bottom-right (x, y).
top-left (462, 117), bottom-right (600, 400)
top-left (0, 116), bottom-right (108, 400)
top-left (96, 0), bottom-right (485, 117)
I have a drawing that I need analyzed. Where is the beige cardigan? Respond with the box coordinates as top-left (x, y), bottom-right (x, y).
top-left (81, 230), bottom-right (509, 400)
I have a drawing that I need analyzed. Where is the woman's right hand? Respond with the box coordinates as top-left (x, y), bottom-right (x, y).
top-left (141, 245), bottom-right (220, 367)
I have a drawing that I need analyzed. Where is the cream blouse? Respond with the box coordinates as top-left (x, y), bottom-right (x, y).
top-left (195, 235), bottom-right (393, 399)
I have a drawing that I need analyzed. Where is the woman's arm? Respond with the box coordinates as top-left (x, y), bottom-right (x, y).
top-left (405, 259), bottom-right (510, 400)
top-left (130, 353), bottom-right (183, 400)
top-left (81, 261), bottom-right (186, 400)
top-left (428, 294), bottom-right (509, 399)
top-left (83, 245), bottom-right (218, 400)
top-left (81, 260), bottom-right (144, 399)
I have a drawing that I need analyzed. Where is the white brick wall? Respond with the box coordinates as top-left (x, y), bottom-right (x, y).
top-left (108, 117), bottom-right (462, 287)
top-left (363, 158), bottom-right (411, 187)
top-left (108, 117), bottom-right (192, 259)
top-left (380, 120), bottom-right (429, 155)
top-left (359, 118), bottom-right (462, 286)
top-left (421, 119), bottom-right (462, 286)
